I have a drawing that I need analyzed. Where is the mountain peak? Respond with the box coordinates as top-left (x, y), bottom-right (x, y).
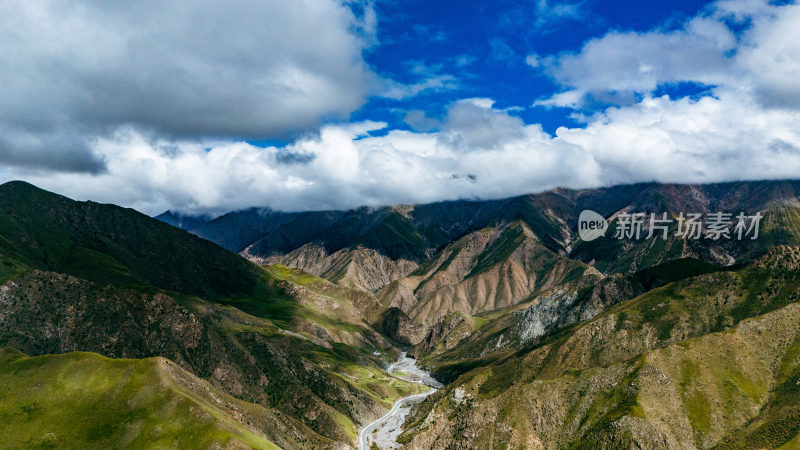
top-left (0, 182), bottom-right (260, 298)
top-left (0, 180), bottom-right (51, 197)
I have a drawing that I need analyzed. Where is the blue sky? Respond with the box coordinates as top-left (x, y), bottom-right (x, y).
top-left (0, 0), bottom-right (799, 214)
top-left (356, 0), bottom-right (713, 134)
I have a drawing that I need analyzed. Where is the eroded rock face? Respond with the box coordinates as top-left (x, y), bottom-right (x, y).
top-left (251, 243), bottom-right (419, 292)
top-left (0, 271), bottom-right (204, 364)
top-left (378, 222), bottom-right (589, 330)
top-left (514, 290), bottom-right (578, 343)
top-left (506, 274), bottom-right (648, 347)
top-left (373, 307), bottom-right (425, 347)
top-left (414, 312), bottom-right (476, 356)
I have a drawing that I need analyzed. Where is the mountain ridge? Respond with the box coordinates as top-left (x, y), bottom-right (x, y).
top-left (0, 180), bottom-right (424, 448)
top-left (155, 179), bottom-right (800, 350)
top-left (157, 179), bottom-right (800, 270)
top-left (0, 180), bottom-right (261, 298)
top-left (4, 179), bottom-right (800, 448)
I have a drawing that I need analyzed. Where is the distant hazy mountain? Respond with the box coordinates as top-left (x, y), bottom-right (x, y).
top-left (160, 180), bottom-right (800, 277)
top-left (155, 209), bottom-right (212, 231)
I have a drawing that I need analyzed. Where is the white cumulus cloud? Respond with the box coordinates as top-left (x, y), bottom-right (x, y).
top-left (532, 0), bottom-right (800, 109)
top-left (2, 0), bottom-right (799, 215)
top-left (8, 85), bottom-right (799, 215)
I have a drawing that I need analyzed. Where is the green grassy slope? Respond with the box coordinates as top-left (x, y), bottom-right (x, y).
top-left (0, 348), bottom-right (280, 449)
top-left (0, 180), bottom-right (260, 298)
top-left (0, 266), bottom-right (423, 448)
top-left (0, 181), bottom-right (425, 448)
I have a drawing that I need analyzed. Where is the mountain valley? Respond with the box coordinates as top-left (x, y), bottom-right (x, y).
top-left (1, 179), bottom-right (800, 448)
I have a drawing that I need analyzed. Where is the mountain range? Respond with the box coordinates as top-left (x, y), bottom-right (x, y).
top-left (159, 180), bottom-right (800, 344)
top-left (1, 179), bottom-right (800, 448)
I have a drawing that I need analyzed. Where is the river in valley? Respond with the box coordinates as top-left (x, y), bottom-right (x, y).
top-left (359, 353), bottom-right (442, 450)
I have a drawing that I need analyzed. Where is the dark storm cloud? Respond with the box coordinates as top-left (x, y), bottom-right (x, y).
top-left (0, 127), bottom-right (105, 173)
top-left (0, 0), bottom-right (375, 172)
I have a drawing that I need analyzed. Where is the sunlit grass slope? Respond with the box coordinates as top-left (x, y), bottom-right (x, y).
top-left (0, 348), bottom-right (281, 449)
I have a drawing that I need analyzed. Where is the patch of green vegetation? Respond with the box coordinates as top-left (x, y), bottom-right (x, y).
top-left (713, 378), bottom-right (800, 449)
top-left (636, 284), bottom-right (683, 341)
top-left (435, 234), bottom-right (474, 273)
top-left (222, 264), bottom-right (369, 332)
top-left (262, 264), bottom-right (320, 286)
top-left (64, 246), bottom-right (141, 287)
top-left (0, 251), bottom-right (28, 284)
top-left (472, 306), bottom-right (515, 330)
top-left (778, 336), bottom-right (800, 386)
top-left (638, 233), bottom-right (669, 268)
top-left (303, 343), bottom-right (428, 408)
top-left (0, 348), bottom-right (279, 449)
top-left (615, 311), bottom-right (628, 330)
top-left (568, 362), bottom-right (643, 450)
top-left (357, 211), bottom-right (427, 259)
top-left (395, 431), bottom-right (415, 445)
top-left (730, 269), bottom-right (771, 323)
top-left (0, 181), bottom-right (261, 299)
top-left (685, 389), bottom-right (712, 434)
top-left (713, 333), bottom-right (800, 449)
top-left (432, 354), bottom-right (505, 385)
top-left (516, 322), bottom-right (583, 381)
top-left (634, 257), bottom-right (723, 289)
top-left (735, 203), bottom-right (800, 263)
top-left (570, 217), bottom-right (629, 273)
top-left (218, 280), bottom-right (298, 326)
top-left (478, 359), bottom-right (525, 398)
top-left (724, 368), bottom-right (764, 404)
